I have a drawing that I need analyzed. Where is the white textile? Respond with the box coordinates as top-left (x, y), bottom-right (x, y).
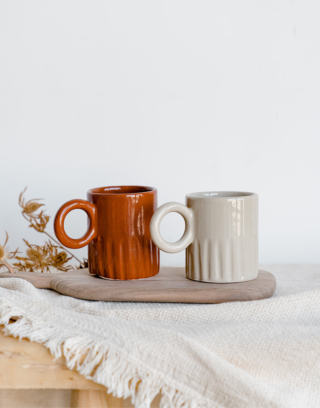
top-left (0, 265), bottom-right (320, 408)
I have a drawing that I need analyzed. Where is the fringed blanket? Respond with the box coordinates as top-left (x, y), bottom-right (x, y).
top-left (0, 265), bottom-right (320, 408)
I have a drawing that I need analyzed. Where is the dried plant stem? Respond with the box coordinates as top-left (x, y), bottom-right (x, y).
top-left (0, 260), bottom-right (15, 274)
top-left (21, 213), bottom-right (84, 266)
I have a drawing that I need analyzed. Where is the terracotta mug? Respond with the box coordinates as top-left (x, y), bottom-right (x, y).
top-left (150, 191), bottom-right (258, 283)
top-left (54, 186), bottom-right (159, 280)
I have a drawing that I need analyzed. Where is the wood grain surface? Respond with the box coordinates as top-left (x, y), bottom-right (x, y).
top-left (0, 324), bottom-right (106, 390)
top-left (0, 267), bottom-right (276, 303)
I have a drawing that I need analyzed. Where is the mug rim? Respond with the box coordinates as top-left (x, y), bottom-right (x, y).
top-left (186, 191), bottom-right (257, 199)
top-left (88, 185), bottom-right (157, 196)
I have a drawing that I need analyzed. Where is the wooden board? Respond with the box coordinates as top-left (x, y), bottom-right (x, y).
top-left (0, 268), bottom-right (276, 303)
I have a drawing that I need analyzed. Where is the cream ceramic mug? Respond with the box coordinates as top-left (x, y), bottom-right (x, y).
top-left (150, 191), bottom-right (258, 283)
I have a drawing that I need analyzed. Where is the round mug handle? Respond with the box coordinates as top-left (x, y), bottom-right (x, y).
top-left (150, 202), bottom-right (194, 253)
top-left (54, 199), bottom-right (98, 249)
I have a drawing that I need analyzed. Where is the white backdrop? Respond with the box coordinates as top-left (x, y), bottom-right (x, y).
top-left (1, 0), bottom-right (320, 266)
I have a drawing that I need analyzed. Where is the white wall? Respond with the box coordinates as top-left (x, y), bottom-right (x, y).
top-left (1, 0), bottom-right (320, 266)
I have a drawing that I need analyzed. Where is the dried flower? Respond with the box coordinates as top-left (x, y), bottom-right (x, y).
top-left (18, 187), bottom-right (85, 269)
top-left (0, 232), bottom-right (19, 274)
top-left (14, 240), bottom-right (73, 273)
top-left (26, 248), bottom-right (43, 264)
top-left (19, 188), bottom-right (44, 218)
top-left (53, 251), bottom-right (68, 267)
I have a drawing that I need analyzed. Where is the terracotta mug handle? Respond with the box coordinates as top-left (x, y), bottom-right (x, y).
top-left (54, 199), bottom-right (98, 249)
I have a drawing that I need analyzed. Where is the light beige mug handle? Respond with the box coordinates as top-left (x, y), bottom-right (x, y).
top-left (150, 202), bottom-right (194, 253)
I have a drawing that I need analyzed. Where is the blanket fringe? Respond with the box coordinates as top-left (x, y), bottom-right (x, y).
top-left (0, 299), bottom-right (209, 408)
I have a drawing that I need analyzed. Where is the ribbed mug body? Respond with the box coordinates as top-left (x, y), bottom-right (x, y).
top-left (87, 186), bottom-right (159, 280)
top-left (185, 192), bottom-right (258, 283)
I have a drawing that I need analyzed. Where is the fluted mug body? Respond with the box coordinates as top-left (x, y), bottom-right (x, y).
top-left (150, 192), bottom-right (258, 283)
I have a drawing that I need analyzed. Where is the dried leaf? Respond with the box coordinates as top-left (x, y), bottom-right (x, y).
top-left (29, 211), bottom-right (50, 233)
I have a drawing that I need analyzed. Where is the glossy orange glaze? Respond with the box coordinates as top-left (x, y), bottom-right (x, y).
top-left (54, 186), bottom-right (159, 280)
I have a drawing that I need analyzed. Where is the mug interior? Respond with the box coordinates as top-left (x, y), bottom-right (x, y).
top-left (89, 186), bottom-right (156, 195)
top-left (187, 191), bottom-right (256, 198)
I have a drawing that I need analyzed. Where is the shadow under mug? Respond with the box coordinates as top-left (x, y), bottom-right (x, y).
top-left (150, 191), bottom-right (258, 283)
top-left (54, 186), bottom-right (160, 280)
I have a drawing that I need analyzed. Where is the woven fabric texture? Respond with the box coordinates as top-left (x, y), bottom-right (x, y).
top-left (0, 265), bottom-right (319, 408)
